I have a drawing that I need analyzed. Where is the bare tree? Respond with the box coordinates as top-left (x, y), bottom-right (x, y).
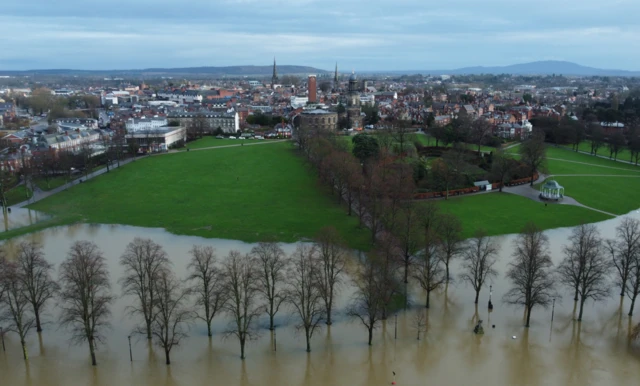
top-left (59, 241), bottom-right (113, 366)
top-left (15, 241), bottom-right (58, 332)
top-left (606, 217), bottom-right (640, 297)
top-left (286, 244), bottom-right (325, 352)
top-left (558, 224), bottom-right (603, 302)
top-left (187, 245), bottom-right (226, 337)
top-left (491, 148), bottom-right (515, 192)
top-left (313, 227), bottom-right (346, 325)
top-left (470, 118), bottom-right (493, 154)
top-left (412, 310), bottom-right (428, 340)
top-left (0, 259), bottom-right (35, 360)
top-left (437, 213), bottom-right (465, 283)
top-left (119, 238), bottom-right (170, 340)
top-left (558, 224), bottom-right (610, 321)
top-left (251, 241), bottom-right (288, 330)
top-left (503, 223), bottom-right (556, 327)
top-left (521, 131), bottom-right (546, 186)
top-left (459, 230), bottom-right (500, 304)
top-left (222, 251), bottom-right (262, 360)
top-left (413, 230), bottom-right (445, 308)
top-left (347, 254), bottom-right (383, 345)
top-left (626, 252), bottom-right (640, 316)
top-left (395, 201), bottom-right (422, 284)
top-left (151, 268), bottom-right (192, 365)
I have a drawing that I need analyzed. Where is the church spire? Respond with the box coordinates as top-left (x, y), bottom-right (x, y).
top-left (271, 57), bottom-right (278, 89)
top-left (334, 62), bottom-right (338, 83)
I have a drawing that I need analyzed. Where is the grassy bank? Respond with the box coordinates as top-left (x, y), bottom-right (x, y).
top-left (180, 136), bottom-right (277, 150)
top-left (28, 142), bottom-right (371, 250)
top-left (436, 192), bottom-right (611, 238)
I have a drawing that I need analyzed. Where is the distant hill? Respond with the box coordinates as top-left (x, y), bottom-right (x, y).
top-left (365, 61), bottom-right (640, 77)
top-left (0, 65), bottom-right (329, 77)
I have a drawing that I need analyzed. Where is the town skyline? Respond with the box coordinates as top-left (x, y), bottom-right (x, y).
top-left (2, 0), bottom-right (639, 71)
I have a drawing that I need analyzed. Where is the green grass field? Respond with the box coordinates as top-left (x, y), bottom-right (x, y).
top-left (6, 185), bottom-right (32, 206)
top-left (436, 193), bottom-right (611, 238)
top-left (28, 142), bottom-right (371, 250)
top-left (181, 137), bottom-right (274, 150)
top-left (33, 176), bottom-right (68, 191)
top-left (545, 146), bottom-right (640, 175)
top-left (574, 141), bottom-right (637, 163)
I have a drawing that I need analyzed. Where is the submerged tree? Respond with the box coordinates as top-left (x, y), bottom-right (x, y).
top-left (0, 259), bottom-right (35, 361)
top-left (151, 268), bottom-right (192, 365)
top-left (187, 245), bottom-right (227, 337)
top-left (557, 224), bottom-right (611, 321)
top-left (15, 241), bottom-right (58, 332)
top-left (459, 230), bottom-right (500, 304)
top-left (119, 238), bottom-right (170, 340)
top-left (413, 230), bottom-right (446, 308)
top-left (251, 242), bottom-right (288, 331)
top-left (348, 254), bottom-right (383, 345)
top-left (437, 213), bottom-right (465, 283)
top-left (395, 201), bottom-right (422, 284)
top-left (313, 227), bottom-right (346, 325)
top-left (606, 217), bottom-right (640, 297)
top-left (222, 251), bottom-right (262, 360)
top-left (503, 223), bottom-right (556, 327)
top-left (59, 241), bottom-right (113, 366)
top-left (286, 244), bottom-right (325, 352)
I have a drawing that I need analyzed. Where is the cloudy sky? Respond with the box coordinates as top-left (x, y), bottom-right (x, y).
top-left (1, 0), bottom-right (639, 71)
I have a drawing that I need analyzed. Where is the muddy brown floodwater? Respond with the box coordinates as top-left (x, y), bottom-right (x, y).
top-left (1, 213), bottom-right (640, 386)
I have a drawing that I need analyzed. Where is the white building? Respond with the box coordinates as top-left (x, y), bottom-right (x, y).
top-left (126, 127), bottom-right (186, 152)
top-left (167, 111), bottom-right (239, 133)
top-left (125, 117), bottom-right (168, 132)
top-left (39, 130), bottom-right (101, 151)
top-left (290, 96), bottom-right (309, 108)
top-left (157, 90), bottom-right (203, 104)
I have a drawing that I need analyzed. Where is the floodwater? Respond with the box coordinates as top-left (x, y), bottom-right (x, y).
top-left (0, 208), bottom-right (50, 232)
top-left (1, 215), bottom-right (640, 386)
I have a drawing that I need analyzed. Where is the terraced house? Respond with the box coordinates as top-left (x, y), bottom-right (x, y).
top-left (38, 130), bottom-right (101, 152)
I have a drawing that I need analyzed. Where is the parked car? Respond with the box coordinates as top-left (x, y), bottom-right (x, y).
top-left (255, 136), bottom-right (264, 140)
top-left (238, 137), bottom-right (245, 140)
top-left (216, 135), bottom-right (224, 139)
top-left (229, 136), bottom-right (237, 139)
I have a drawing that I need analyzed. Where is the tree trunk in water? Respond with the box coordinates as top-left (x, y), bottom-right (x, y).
top-left (21, 340), bottom-right (28, 361)
top-left (574, 287), bottom-right (579, 302)
top-left (165, 349), bottom-right (170, 365)
top-left (525, 307), bottom-right (532, 327)
top-left (445, 264), bottom-right (450, 283)
top-left (147, 324), bottom-right (152, 340)
top-left (326, 303), bottom-right (333, 325)
top-left (305, 329), bottom-right (311, 352)
top-left (474, 291), bottom-right (479, 304)
top-left (269, 313), bottom-right (274, 331)
top-left (207, 322), bottom-right (212, 337)
top-left (89, 338), bottom-right (97, 366)
top-left (578, 298), bottom-right (586, 321)
top-left (367, 327), bottom-right (373, 346)
top-left (240, 338), bottom-right (246, 360)
top-left (35, 310), bottom-right (42, 332)
top-left (404, 259), bottom-right (409, 284)
top-left (629, 295), bottom-right (637, 317)
top-left (425, 290), bottom-right (431, 308)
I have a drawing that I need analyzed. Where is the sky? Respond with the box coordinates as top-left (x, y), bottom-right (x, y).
top-left (1, 0), bottom-right (639, 71)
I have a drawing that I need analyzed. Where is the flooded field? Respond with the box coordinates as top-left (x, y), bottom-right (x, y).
top-left (1, 214), bottom-right (640, 386)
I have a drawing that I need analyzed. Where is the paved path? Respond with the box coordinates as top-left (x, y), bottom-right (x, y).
top-left (502, 174), bottom-right (618, 217)
top-left (558, 146), bottom-right (640, 167)
top-left (185, 139), bottom-right (288, 152)
top-left (546, 157), bottom-right (640, 173)
top-left (14, 139), bottom-right (290, 209)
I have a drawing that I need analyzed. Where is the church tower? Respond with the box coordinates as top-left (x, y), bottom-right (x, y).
top-left (346, 71), bottom-right (363, 130)
top-left (271, 57), bottom-right (279, 90)
top-left (333, 63), bottom-right (339, 91)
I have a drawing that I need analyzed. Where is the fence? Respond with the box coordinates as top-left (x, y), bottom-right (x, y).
top-left (412, 173), bottom-right (538, 200)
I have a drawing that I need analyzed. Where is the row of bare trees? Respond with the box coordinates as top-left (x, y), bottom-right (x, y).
top-left (0, 228), bottom-right (348, 366)
top-left (504, 217), bottom-right (640, 328)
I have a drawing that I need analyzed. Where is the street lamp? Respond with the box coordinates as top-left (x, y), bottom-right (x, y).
top-left (551, 298), bottom-right (556, 322)
top-left (273, 326), bottom-right (277, 352)
top-left (394, 313), bottom-right (398, 340)
top-left (488, 285), bottom-right (494, 310)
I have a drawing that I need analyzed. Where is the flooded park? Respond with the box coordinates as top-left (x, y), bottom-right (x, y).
top-left (1, 212), bottom-right (640, 386)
